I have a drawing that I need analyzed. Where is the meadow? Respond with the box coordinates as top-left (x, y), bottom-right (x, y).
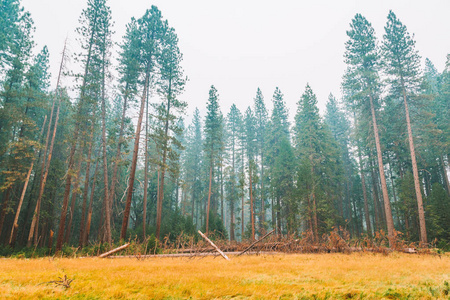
top-left (0, 253), bottom-right (449, 299)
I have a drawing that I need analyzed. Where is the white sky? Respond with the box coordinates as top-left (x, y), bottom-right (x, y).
top-left (22, 0), bottom-right (450, 121)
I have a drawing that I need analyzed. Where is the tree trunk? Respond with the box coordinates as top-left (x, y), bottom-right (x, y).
top-left (155, 79), bottom-right (173, 241)
top-left (9, 115), bottom-right (47, 246)
top-left (142, 103), bottom-right (149, 240)
top-left (276, 196), bottom-right (281, 238)
top-left (78, 125), bottom-right (96, 247)
top-left (312, 192), bottom-right (318, 242)
top-left (64, 156), bottom-right (83, 244)
top-left (230, 200), bottom-right (235, 241)
top-left (206, 164), bottom-right (213, 236)
top-left (56, 18), bottom-right (97, 252)
top-left (369, 95), bottom-right (394, 245)
top-left (260, 154), bottom-right (265, 235)
top-left (400, 81), bottom-right (426, 243)
top-left (241, 183), bottom-right (244, 240)
top-left (120, 70), bottom-right (150, 240)
top-left (83, 159), bottom-right (99, 246)
top-left (101, 57), bottom-right (111, 245)
top-left (27, 41), bottom-right (66, 247)
top-left (108, 86), bottom-right (130, 238)
top-left (220, 162), bottom-right (224, 223)
top-left (358, 146), bottom-right (372, 236)
top-left (249, 165), bottom-right (255, 241)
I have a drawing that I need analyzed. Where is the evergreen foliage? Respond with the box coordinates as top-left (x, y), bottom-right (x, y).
top-left (1, 2), bottom-right (449, 252)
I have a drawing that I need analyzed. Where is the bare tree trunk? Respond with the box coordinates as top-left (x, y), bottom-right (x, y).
top-left (400, 81), bottom-right (426, 243)
top-left (357, 146), bottom-right (372, 236)
top-left (9, 162), bottom-right (33, 246)
top-left (9, 116), bottom-right (47, 246)
top-left (83, 159), bottom-right (99, 246)
top-left (276, 196), bottom-right (281, 238)
top-left (155, 80), bottom-right (173, 241)
top-left (369, 95), bottom-right (394, 246)
top-left (387, 155), bottom-right (402, 227)
top-left (241, 181), bottom-right (244, 240)
top-left (56, 20), bottom-right (97, 252)
top-left (191, 182), bottom-right (195, 224)
top-left (101, 58), bottom-right (111, 245)
top-left (206, 165), bottom-right (213, 236)
top-left (312, 192), bottom-right (318, 242)
top-left (78, 126), bottom-right (96, 247)
top-left (230, 140), bottom-right (236, 241)
top-left (260, 159), bottom-right (265, 235)
top-left (142, 89), bottom-right (149, 239)
top-left (108, 88), bottom-right (130, 238)
top-left (220, 162), bottom-right (224, 223)
top-left (230, 201), bottom-right (235, 241)
top-left (120, 70), bottom-right (150, 240)
top-left (271, 191), bottom-right (275, 232)
top-left (249, 165), bottom-right (255, 241)
top-left (64, 156), bottom-right (83, 244)
top-left (27, 41), bottom-right (67, 247)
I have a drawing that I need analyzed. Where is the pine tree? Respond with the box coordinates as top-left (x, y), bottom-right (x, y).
top-left (153, 26), bottom-right (186, 240)
top-left (343, 14), bottom-right (395, 245)
top-left (225, 104), bottom-right (242, 241)
top-left (0, 0), bottom-right (36, 238)
top-left (266, 87), bottom-right (293, 236)
top-left (244, 107), bottom-right (256, 240)
top-left (184, 108), bottom-right (203, 227)
top-left (382, 10), bottom-right (427, 243)
top-left (106, 18), bottom-right (140, 244)
top-left (56, 0), bottom-right (113, 251)
top-left (253, 88), bottom-right (268, 234)
top-left (203, 85), bottom-right (223, 235)
top-left (120, 6), bottom-right (164, 240)
top-left (295, 85), bottom-right (329, 239)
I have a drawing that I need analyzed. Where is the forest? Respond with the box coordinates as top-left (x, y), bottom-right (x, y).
top-left (0, 0), bottom-right (449, 255)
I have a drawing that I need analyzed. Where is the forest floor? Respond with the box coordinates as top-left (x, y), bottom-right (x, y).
top-left (0, 252), bottom-right (449, 299)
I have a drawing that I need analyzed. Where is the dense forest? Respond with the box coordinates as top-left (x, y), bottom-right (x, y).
top-left (1, 0), bottom-right (449, 253)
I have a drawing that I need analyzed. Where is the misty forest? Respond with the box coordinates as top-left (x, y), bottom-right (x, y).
top-left (1, 0), bottom-right (450, 256)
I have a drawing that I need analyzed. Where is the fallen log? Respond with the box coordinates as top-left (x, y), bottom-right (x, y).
top-left (98, 243), bottom-right (130, 258)
top-left (106, 251), bottom-right (279, 259)
top-left (238, 229), bottom-right (275, 256)
top-left (198, 230), bottom-right (230, 260)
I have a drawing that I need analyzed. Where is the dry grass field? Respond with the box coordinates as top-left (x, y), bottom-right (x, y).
top-left (0, 253), bottom-right (449, 299)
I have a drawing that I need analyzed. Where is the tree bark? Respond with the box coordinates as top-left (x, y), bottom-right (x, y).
top-left (357, 145), bottom-right (372, 236)
top-left (101, 56), bottom-right (111, 245)
top-left (83, 159), bottom-right (99, 246)
top-left (400, 80), bottom-right (427, 243)
top-left (56, 16), bottom-right (97, 252)
top-left (206, 164), bottom-right (213, 236)
top-left (249, 165), bottom-right (255, 241)
top-left (260, 153), bottom-right (265, 235)
top-left (64, 156), bottom-right (83, 244)
top-left (78, 124), bottom-right (95, 247)
top-left (142, 88), bottom-right (149, 239)
top-left (155, 78), bottom-right (173, 240)
top-left (108, 86), bottom-right (129, 237)
top-left (369, 94), bottom-right (394, 246)
top-left (120, 70), bottom-right (150, 240)
top-left (9, 115), bottom-right (47, 246)
top-left (27, 41), bottom-right (66, 247)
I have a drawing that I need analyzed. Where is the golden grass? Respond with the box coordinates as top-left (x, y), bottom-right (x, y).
top-left (0, 253), bottom-right (449, 299)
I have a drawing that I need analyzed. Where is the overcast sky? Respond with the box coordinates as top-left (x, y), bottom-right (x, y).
top-left (22, 0), bottom-right (450, 121)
